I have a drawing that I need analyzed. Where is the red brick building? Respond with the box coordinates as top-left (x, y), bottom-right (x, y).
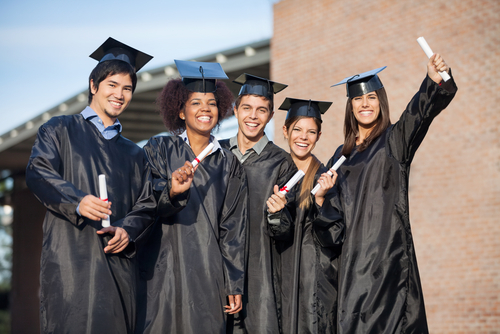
top-left (271, 0), bottom-right (500, 332)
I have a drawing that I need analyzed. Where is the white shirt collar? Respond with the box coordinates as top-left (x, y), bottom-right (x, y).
top-left (178, 130), bottom-right (225, 157)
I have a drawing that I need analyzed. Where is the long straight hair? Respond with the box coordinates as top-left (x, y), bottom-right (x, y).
top-left (284, 116), bottom-right (322, 210)
top-left (341, 87), bottom-right (391, 156)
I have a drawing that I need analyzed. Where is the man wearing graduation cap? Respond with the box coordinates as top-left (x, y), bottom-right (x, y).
top-left (327, 54), bottom-right (456, 333)
top-left (26, 37), bottom-right (156, 333)
top-left (220, 74), bottom-right (297, 334)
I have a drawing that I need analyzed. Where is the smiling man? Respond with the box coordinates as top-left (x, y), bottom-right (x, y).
top-left (25, 38), bottom-right (156, 334)
top-left (220, 74), bottom-right (297, 334)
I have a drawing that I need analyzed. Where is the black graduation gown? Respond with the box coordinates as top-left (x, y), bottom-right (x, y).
top-left (327, 75), bottom-right (457, 334)
top-left (219, 139), bottom-right (297, 334)
top-left (26, 114), bottom-right (156, 334)
top-left (137, 136), bottom-right (248, 334)
top-left (274, 165), bottom-right (344, 334)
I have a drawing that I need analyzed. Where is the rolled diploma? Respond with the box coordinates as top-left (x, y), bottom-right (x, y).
top-left (416, 37), bottom-right (451, 82)
top-left (279, 170), bottom-right (305, 195)
top-left (311, 155), bottom-right (347, 195)
top-left (99, 174), bottom-right (110, 227)
top-left (192, 143), bottom-right (215, 167)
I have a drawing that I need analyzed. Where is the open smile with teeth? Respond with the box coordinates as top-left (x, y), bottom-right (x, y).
top-left (295, 142), bottom-right (309, 148)
top-left (197, 116), bottom-right (212, 122)
top-left (245, 122), bottom-right (259, 128)
top-left (109, 100), bottom-right (123, 108)
top-left (360, 110), bottom-right (373, 116)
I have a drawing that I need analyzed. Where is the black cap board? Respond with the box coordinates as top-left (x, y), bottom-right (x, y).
top-left (233, 73), bottom-right (287, 102)
top-left (174, 60), bottom-right (228, 93)
top-left (279, 98), bottom-right (332, 122)
top-left (89, 37), bottom-right (153, 72)
top-left (331, 66), bottom-right (387, 98)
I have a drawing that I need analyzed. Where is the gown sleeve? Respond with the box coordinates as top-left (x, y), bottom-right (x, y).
top-left (143, 137), bottom-right (189, 218)
top-left (26, 119), bottom-right (87, 226)
top-left (219, 156), bottom-right (248, 295)
top-left (112, 158), bottom-right (157, 254)
top-left (312, 184), bottom-right (345, 248)
top-left (388, 72), bottom-right (458, 164)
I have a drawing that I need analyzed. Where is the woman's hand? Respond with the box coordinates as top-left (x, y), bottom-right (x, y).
top-left (170, 161), bottom-right (196, 198)
top-left (314, 170), bottom-right (338, 207)
top-left (225, 295), bottom-right (242, 314)
top-left (266, 185), bottom-right (287, 214)
top-left (428, 53), bottom-right (450, 84)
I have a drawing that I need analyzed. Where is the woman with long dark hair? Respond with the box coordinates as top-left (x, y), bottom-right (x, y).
top-left (328, 54), bottom-right (457, 333)
top-left (267, 98), bottom-right (344, 334)
top-left (136, 60), bottom-right (248, 334)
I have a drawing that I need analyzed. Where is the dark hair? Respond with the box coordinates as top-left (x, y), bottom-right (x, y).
top-left (88, 60), bottom-right (137, 104)
top-left (341, 87), bottom-right (391, 156)
top-left (284, 115), bottom-right (322, 210)
top-left (156, 79), bottom-right (234, 135)
top-left (234, 94), bottom-right (273, 112)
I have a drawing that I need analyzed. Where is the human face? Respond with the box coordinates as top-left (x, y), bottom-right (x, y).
top-left (283, 117), bottom-right (321, 160)
top-left (234, 95), bottom-right (273, 142)
top-left (89, 73), bottom-right (133, 125)
top-left (180, 92), bottom-right (218, 137)
top-left (351, 91), bottom-right (380, 130)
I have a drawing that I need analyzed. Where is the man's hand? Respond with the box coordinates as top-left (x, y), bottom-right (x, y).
top-left (225, 294), bottom-right (242, 314)
top-left (266, 185), bottom-right (287, 214)
top-left (170, 161), bottom-right (196, 198)
top-left (79, 195), bottom-right (112, 221)
top-left (97, 226), bottom-right (130, 254)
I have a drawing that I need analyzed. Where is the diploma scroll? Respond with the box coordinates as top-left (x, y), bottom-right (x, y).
top-left (98, 174), bottom-right (110, 227)
top-left (311, 155), bottom-right (347, 195)
top-left (279, 170), bottom-right (305, 195)
top-left (192, 143), bottom-right (215, 168)
top-left (416, 37), bottom-right (451, 82)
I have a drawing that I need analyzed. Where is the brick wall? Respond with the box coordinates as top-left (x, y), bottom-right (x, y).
top-left (272, 0), bottom-right (500, 332)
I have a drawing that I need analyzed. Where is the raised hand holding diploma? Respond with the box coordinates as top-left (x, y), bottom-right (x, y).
top-left (279, 170), bottom-right (305, 195)
top-left (417, 37), bottom-right (451, 82)
top-left (99, 174), bottom-right (110, 227)
top-left (170, 143), bottom-right (214, 198)
top-left (311, 155), bottom-right (346, 195)
top-left (266, 170), bottom-right (305, 214)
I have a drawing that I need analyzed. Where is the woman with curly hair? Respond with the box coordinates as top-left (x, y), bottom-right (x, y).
top-left (136, 60), bottom-right (248, 334)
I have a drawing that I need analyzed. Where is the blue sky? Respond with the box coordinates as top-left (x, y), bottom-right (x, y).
top-left (0, 0), bottom-right (278, 135)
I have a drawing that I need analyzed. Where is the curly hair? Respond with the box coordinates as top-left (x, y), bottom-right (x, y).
top-left (156, 79), bottom-right (234, 135)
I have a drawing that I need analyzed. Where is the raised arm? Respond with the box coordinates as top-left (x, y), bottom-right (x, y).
top-left (388, 54), bottom-right (458, 164)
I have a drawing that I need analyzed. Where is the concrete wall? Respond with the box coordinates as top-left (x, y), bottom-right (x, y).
top-left (272, 0), bottom-right (500, 332)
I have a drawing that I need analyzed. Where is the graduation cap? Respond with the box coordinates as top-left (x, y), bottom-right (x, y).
top-left (233, 73), bottom-right (287, 102)
top-left (331, 66), bottom-right (387, 98)
top-left (89, 37), bottom-right (153, 72)
top-left (174, 60), bottom-right (228, 93)
top-left (279, 98), bottom-right (332, 122)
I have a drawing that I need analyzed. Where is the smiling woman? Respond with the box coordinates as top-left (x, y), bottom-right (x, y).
top-left (328, 56), bottom-right (457, 333)
top-left (137, 60), bottom-right (249, 334)
top-left (265, 98), bottom-right (344, 334)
